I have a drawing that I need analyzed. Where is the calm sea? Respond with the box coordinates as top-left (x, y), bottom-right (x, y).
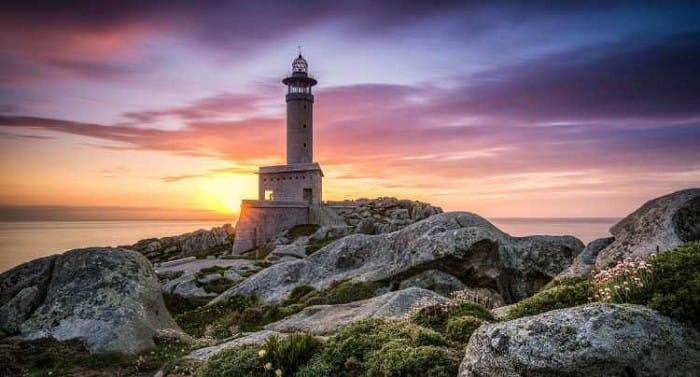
top-left (0, 218), bottom-right (618, 273)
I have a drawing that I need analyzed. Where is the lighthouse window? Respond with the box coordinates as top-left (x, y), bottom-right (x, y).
top-left (303, 124), bottom-right (306, 129)
top-left (303, 105), bottom-right (307, 109)
top-left (303, 143), bottom-right (307, 148)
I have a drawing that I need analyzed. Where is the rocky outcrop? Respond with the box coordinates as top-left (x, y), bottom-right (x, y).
top-left (213, 212), bottom-right (583, 305)
top-left (124, 224), bottom-right (235, 263)
top-left (594, 188), bottom-right (700, 270)
top-left (327, 197), bottom-right (443, 234)
top-left (556, 237), bottom-right (615, 279)
top-left (11, 248), bottom-right (183, 354)
top-left (266, 287), bottom-right (449, 334)
top-left (459, 303), bottom-right (700, 377)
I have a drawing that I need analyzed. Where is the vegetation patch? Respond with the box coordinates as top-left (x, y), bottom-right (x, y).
top-left (174, 295), bottom-right (257, 338)
top-left (593, 241), bottom-right (700, 329)
top-left (325, 280), bottom-right (379, 305)
top-left (445, 315), bottom-right (485, 345)
top-left (506, 277), bottom-right (592, 320)
top-left (196, 278), bottom-right (236, 294)
top-left (197, 333), bottom-right (323, 377)
top-left (296, 318), bottom-right (451, 377)
top-left (164, 294), bottom-right (211, 317)
top-left (411, 299), bottom-right (493, 331)
top-left (0, 337), bottom-right (193, 377)
top-left (287, 224), bottom-right (321, 239)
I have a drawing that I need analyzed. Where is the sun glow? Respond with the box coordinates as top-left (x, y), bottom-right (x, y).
top-left (194, 174), bottom-right (257, 216)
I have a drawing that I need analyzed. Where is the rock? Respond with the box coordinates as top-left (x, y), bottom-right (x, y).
top-left (458, 303), bottom-right (700, 377)
top-left (327, 197), bottom-right (444, 235)
top-left (212, 212), bottom-right (583, 305)
top-left (266, 288), bottom-right (449, 335)
top-left (0, 286), bottom-right (42, 336)
top-left (187, 330), bottom-right (287, 361)
top-left (223, 270), bottom-right (244, 282)
top-left (163, 271), bottom-right (215, 299)
top-left (452, 287), bottom-right (506, 309)
top-left (594, 188), bottom-right (700, 270)
top-left (268, 244), bottom-right (306, 259)
top-left (356, 218), bottom-right (376, 234)
top-left (197, 273), bottom-right (223, 284)
top-left (19, 247), bottom-right (182, 354)
top-left (309, 225), bottom-right (330, 242)
top-left (556, 237), bottom-right (615, 279)
top-left (124, 224), bottom-right (235, 263)
top-left (398, 270), bottom-right (466, 297)
top-left (0, 255), bottom-right (56, 306)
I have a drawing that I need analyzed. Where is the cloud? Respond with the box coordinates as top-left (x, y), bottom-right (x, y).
top-left (437, 31), bottom-right (700, 122)
top-left (1, 28), bottom-right (699, 195)
top-left (160, 166), bottom-right (257, 182)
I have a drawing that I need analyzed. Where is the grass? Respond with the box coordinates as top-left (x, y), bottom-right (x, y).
top-left (0, 337), bottom-right (193, 377)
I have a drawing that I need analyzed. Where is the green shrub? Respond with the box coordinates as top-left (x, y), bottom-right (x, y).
top-left (195, 345), bottom-right (261, 377)
top-left (411, 300), bottom-right (492, 331)
top-left (643, 242), bottom-right (700, 328)
top-left (261, 333), bottom-right (323, 376)
top-left (296, 318), bottom-right (447, 377)
top-left (445, 315), bottom-right (484, 344)
top-left (449, 300), bottom-right (494, 321)
top-left (326, 280), bottom-right (378, 305)
top-left (410, 303), bottom-right (450, 331)
top-left (593, 242), bottom-right (700, 329)
top-left (238, 306), bottom-right (267, 332)
top-left (365, 341), bottom-right (460, 377)
top-left (506, 277), bottom-right (592, 320)
top-left (287, 285), bottom-right (317, 303)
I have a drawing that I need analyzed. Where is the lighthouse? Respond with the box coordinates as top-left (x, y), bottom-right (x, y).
top-left (232, 53), bottom-right (329, 254)
top-left (283, 54), bottom-right (317, 164)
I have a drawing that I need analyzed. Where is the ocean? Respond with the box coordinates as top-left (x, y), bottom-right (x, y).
top-left (0, 217), bottom-right (618, 273)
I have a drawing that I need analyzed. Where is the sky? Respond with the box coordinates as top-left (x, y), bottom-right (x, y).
top-left (0, 1), bottom-right (699, 221)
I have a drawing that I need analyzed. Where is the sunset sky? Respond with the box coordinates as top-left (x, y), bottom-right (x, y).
top-left (1, 1), bottom-right (699, 220)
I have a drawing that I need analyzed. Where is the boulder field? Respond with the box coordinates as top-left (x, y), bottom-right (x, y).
top-left (213, 211), bottom-right (584, 305)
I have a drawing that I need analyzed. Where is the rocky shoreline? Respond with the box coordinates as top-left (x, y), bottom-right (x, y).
top-left (1, 190), bottom-right (699, 376)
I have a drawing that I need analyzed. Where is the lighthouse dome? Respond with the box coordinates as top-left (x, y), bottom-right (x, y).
top-left (292, 54), bottom-right (308, 73)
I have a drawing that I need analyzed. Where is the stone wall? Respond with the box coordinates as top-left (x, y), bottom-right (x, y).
top-left (232, 201), bottom-right (310, 254)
